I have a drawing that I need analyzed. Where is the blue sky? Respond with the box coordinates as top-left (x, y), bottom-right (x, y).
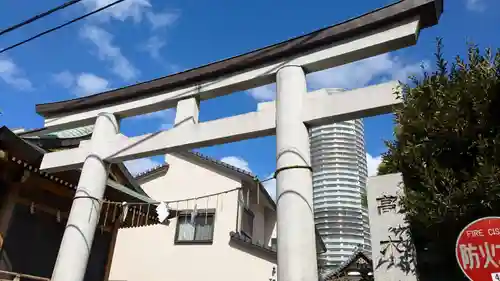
top-left (0, 0), bottom-right (498, 198)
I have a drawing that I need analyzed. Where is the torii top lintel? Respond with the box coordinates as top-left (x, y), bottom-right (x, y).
top-left (35, 0), bottom-right (442, 126)
top-left (36, 0), bottom-right (443, 118)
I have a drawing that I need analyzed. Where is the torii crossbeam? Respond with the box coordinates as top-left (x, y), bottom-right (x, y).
top-left (35, 1), bottom-right (443, 281)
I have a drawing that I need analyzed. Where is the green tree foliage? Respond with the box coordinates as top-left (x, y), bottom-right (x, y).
top-left (379, 39), bottom-right (500, 279)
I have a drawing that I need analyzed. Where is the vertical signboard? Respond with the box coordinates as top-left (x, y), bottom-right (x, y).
top-left (367, 173), bottom-right (417, 281)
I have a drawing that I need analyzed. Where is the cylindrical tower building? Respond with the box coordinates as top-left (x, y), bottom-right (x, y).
top-left (310, 89), bottom-right (371, 270)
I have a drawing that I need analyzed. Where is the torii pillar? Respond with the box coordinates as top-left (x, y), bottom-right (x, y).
top-left (51, 113), bottom-right (119, 281)
top-left (276, 65), bottom-right (318, 281)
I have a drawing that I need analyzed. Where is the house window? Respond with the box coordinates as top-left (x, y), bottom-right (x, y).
top-left (241, 208), bottom-right (254, 239)
top-left (175, 212), bottom-right (215, 244)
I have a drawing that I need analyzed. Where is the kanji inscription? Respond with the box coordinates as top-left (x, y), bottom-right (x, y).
top-left (376, 195), bottom-right (398, 214)
top-left (459, 242), bottom-right (500, 269)
top-left (456, 217), bottom-right (500, 281)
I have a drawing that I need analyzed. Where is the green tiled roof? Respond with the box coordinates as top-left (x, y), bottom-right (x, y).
top-left (46, 125), bottom-right (94, 138)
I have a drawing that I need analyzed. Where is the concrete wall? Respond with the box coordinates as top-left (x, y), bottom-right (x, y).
top-left (367, 173), bottom-right (417, 281)
top-left (109, 154), bottom-right (276, 281)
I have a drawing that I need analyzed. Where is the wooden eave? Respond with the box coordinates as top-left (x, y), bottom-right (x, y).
top-left (0, 126), bottom-right (159, 228)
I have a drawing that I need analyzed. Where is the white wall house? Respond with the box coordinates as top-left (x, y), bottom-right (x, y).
top-left (109, 151), bottom-right (326, 281)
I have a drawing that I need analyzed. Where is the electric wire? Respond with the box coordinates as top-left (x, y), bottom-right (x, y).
top-left (0, 0), bottom-right (85, 37)
top-left (0, 0), bottom-right (126, 55)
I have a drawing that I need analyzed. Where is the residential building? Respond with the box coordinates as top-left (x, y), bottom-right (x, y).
top-left (310, 90), bottom-right (371, 269)
top-left (109, 151), bottom-right (326, 281)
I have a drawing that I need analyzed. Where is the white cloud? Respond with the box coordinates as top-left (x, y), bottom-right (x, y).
top-left (141, 36), bottom-right (166, 60)
top-left (75, 73), bottom-right (110, 96)
top-left (466, 0), bottom-right (486, 11)
top-left (307, 53), bottom-right (429, 90)
top-left (366, 153), bottom-right (382, 177)
top-left (53, 71), bottom-right (110, 96)
top-left (125, 157), bottom-right (161, 175)
top-left (0, 57), bottom-right (33, 90)
top-left (220, 156), bottom-right (277, 201)
top-left (81, 0), bottom-right (152, 23)
top-left (80, 0), bottom-right (180, 30)
top-left (220, 156), bottom-right (252, 173)
top-left (80, 25), bottom-right (139, 81)
top-left (247, 54), bottom-right (428, 102)
top-left (146, 10), bottom-right (179, 30)
top-left (139, 109), bottom-right (173, 119)
top-left (248, 84), bottom-right (276, 102)
top-left (392, 60), bottom-right (430, 83)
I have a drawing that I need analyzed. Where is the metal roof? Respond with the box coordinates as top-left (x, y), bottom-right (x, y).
top-left (15, 125), bottom-right (94, 139)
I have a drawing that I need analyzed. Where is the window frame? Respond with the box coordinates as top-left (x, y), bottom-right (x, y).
top-left (241, 207), bottom-right (254, 240)
top-left (174, 209), bottom-right (216, 245)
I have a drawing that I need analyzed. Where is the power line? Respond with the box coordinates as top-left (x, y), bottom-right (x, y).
top-left (0, 0), bottom-right (85, 37)
top-left (0, 0), bottom-right (126, 55)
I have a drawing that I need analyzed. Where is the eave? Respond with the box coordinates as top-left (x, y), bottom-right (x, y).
top-left (0, 126), bottom-right (158, 227)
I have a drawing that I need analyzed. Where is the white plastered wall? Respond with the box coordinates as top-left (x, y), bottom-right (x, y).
top-left (109, 154), bottom-right (276, 281)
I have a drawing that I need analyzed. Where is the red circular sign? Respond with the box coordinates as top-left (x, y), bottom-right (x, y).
top-left (456, 217), bottom-right (500, 281)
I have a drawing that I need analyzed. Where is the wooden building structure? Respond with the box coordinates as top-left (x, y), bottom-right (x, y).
top-left (321, 248), bottom-right (373, 281)
top-left (0, 126), bottom-right (158, 281)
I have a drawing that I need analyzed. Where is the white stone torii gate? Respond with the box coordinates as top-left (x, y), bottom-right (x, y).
top-left (32, 1), bottom-right (442, 281)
